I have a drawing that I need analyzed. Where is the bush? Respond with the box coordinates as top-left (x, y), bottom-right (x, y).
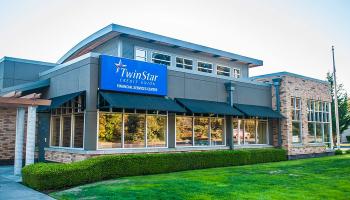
top-left (335, 149), bottom-right (343, 155)
top-left (345, 149), bottom-right (350, 154)
top-left (22, 148), bottom-right (287, 191)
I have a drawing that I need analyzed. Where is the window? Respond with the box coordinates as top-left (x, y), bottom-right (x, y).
top-left (176, 116), bottom-right (226, 147)
top-left (124, 113), bottom-right (146, 148)
top-left (51, 117), bottom-right (60, 146)
top-left (217, 65), bottom-right (230, 77)
top-left (152, 52), bottom-right (171, 66)
top-left (176, 57), bottom-right (193, 70)
top-left (197, 62), bottom-right (213, 73)
top-left (147, 115), bottom-right (167, 147)
top-left (194, 117), bottom-right (210, 146)
top-left (291, 97), bottom-right (302, 143)
top-left (98, 113), bottom-right (122, 148)
top-left (50, 95), bottom-right (85, 148)
top-left (233, 68), bottom-right (241, 78)
top-left (176, 116), bottom-right (193, 146)
top-left (98, 111), bottom-right (168, 149)
top-left (307, 100), bottom-right (331, 144)
top-left (233, 119), bottom-right (269, 145)
top-left (210, 117), bottom-right (225, 145)
top-left (135, 48), bottom-right (147, 61)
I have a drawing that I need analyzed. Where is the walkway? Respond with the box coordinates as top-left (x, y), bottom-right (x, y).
top-left (0, 166), bottom-right (54, 200)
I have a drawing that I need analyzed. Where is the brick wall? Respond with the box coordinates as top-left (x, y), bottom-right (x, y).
top-left (0, 107), bottom-right (39, 163)
top-left (255, 74), bottom-right (332, 155)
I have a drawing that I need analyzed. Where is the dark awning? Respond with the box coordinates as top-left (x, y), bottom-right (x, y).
top-left (99, 91), bottom-right (186, 113)
top-left (38, 91), bottom-right (85, 112)
top-left (175, 98), bottom-right (243, 116)
top-left (233, 104), bottom-right (284, 119)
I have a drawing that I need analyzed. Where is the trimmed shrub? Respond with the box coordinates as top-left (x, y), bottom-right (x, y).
top-left (345, 149), bottom-right (350, 154)
top-left (22, 148), bottom-right (287, 191)
top-left (346, 136), bottom-right (350, 143)
top-left (335, 149), bottom-right (343, 155)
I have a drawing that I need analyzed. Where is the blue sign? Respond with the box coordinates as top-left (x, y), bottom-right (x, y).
top-left (99, 55), bottom-right (167, 96)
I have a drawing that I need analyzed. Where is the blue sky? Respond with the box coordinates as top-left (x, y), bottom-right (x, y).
top-left (0, 0), bottom-right (349, 92)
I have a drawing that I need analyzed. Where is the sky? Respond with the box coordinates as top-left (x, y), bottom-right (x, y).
top-left (0, 0), bottom-right (349, 92)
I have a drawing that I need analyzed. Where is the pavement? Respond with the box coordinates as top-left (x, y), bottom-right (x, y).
top-left (0, 166), bottom-right (54, 200)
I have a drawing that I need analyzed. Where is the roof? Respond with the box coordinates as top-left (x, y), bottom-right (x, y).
top-left (57, 24), bottom-right (263, 67)
top-left (0, 56), bottom-right (57, 67)
top-left (175, 98), bottom-right (243, 116)
top-left (99, 91), bottom-right (186, 113)
top-left (233, 103), bottom-right (284, 119)
top-left (250, 71), bottom-right (328, 84)
top-left (0, 79), bottom-right (50, 95)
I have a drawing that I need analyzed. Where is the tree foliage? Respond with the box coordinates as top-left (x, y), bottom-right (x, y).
top-left (327, 72), bottom-right (350, 134)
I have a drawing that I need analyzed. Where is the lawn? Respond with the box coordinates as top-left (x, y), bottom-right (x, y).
top-left (51, 155), bottom-right (350, 200)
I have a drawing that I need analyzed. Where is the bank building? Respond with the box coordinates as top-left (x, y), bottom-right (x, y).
top-left (0, 24), bottom-right (333, 165)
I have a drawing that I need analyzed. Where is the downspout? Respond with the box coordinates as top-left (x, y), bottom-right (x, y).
top-left (225, 82), bottom-right (235, 150)
top-left (272, 78), bottom-right (282, 147)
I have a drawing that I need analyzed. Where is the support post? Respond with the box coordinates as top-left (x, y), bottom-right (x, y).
top-left (272, 78), bottom-right (282, 147)
top-left (225, 82), bottom-right (235, 149)
top-left (25, 106), bottom-right (37, 165)
top-left (14, 107), bottom-right (25, 175)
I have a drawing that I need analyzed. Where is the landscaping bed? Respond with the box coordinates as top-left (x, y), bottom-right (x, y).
top-left (22, 148), bottom-right (286, 191)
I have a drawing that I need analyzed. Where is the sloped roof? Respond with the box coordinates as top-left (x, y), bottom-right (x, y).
top-left (58, 24), bottom-right (263, 67)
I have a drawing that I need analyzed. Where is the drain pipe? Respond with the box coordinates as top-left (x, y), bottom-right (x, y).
top-left (225, 82), bottom-right (235, 150)
top-left (272, 78), bottom-right (282, 147)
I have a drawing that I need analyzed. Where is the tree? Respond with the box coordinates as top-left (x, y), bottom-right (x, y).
top-left (327, 72), bottom-right (350, 134)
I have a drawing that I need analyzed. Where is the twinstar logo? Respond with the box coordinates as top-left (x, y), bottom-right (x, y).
top-left (114, 59), bottom-right (159, 82)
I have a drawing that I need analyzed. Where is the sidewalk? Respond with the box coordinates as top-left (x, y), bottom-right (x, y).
top-left (0, 166), bottom-right (54, 200)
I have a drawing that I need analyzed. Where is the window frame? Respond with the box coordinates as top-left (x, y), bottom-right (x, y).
top-left (135, 48), bottom-right (147, 61)
top-left (216, 65), bottom-right (231, 77)
top-left (197, 61), bottom-right (213, 74)
top-left (151, 51), bottom-right (171, 66)
top-left (175, 56), bottom-right (193, 70)
top-left (291, 96), bottom-right (302, 144)
top-left (307, 100), bottom-right (331, 144)
top-left (97, 109), bottom-right (169, 149)
top-left (233, 68), bottom-right (241, 78)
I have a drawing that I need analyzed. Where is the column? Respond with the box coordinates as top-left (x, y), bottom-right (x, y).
top-left (272, 78), bottom-right (282, 147)
top-left (328, 102), bottom-right (334, 149)
top-left (25, 106), bottom-right (37, 165)
top-left (14, 107), bottom-right (25, 175)
top-left (225, 82), bottom-right (235, 149)
top-left (168, 113), bottom-right (176, 148)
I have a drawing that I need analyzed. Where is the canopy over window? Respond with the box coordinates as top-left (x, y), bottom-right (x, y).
top-left (38, 91), bottom-right (85, 112)
top-left (175, 98), bottom-right (243, 116)
top-left (99, 91), bottom-right (186, 113)
top-left (233, 104), bottom-right (284, 119)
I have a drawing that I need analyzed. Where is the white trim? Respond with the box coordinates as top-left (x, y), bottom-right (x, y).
top-left (197, 60), bottom-right (213, 74)
top-left (216, 65), bottom-right (231, 77)
top-left (151, 51), bottom-right (171, 66)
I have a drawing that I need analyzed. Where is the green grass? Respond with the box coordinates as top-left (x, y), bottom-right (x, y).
top-left (51, 155), bottom-right (350, 200)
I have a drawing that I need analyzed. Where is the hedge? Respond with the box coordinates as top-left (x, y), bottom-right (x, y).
top-left (22, 148), bottom-right (287, 191)
top-left (346, 136), bottom-right (350, 142)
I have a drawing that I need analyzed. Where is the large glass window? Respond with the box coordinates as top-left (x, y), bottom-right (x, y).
top-left (176, 116), bottom-right (193, 146)
top-left (211, 118), bottom-right (225, 145)
top-left (124, 113), bottom-right (146, 148)
top-left (307, 100), bottom-right (331, 144)
top-left (233, 119), bottom-right (240, 145)
top-left (73, 114), bottom-right (84, 148)
top-left (98, 111), bottom-right (168, 149)
top-left (98, 113), bottom-right (122, 148)
top-left (233, 119), bottom-right (269, 145)
top-left (197, 62), bottom-right (213, 73)
top-left (257, 120), bottom-right (268, 144)
top-left (291, 97), bottom-right (302, 143)
top-left (135, 48), bottom-right (147, 61)
top-left (176, 57), bottom-right (193, 70)
top-left (51, 117), bottom-right (60, 146)
top-left (194, 117), bottom-right (210, 146)
top-left (244, 119), bottom-right (256, 144)
top-left (50, 95), bottom-right (85, 148)
top-left (217, 65), bottom-right (230, 77)
top-left (147, 115), bottom-right (167, 147)
top-left (152, 52), bottom-right (171, 66)
top-left (62, 116), bottom-right (72, 147)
